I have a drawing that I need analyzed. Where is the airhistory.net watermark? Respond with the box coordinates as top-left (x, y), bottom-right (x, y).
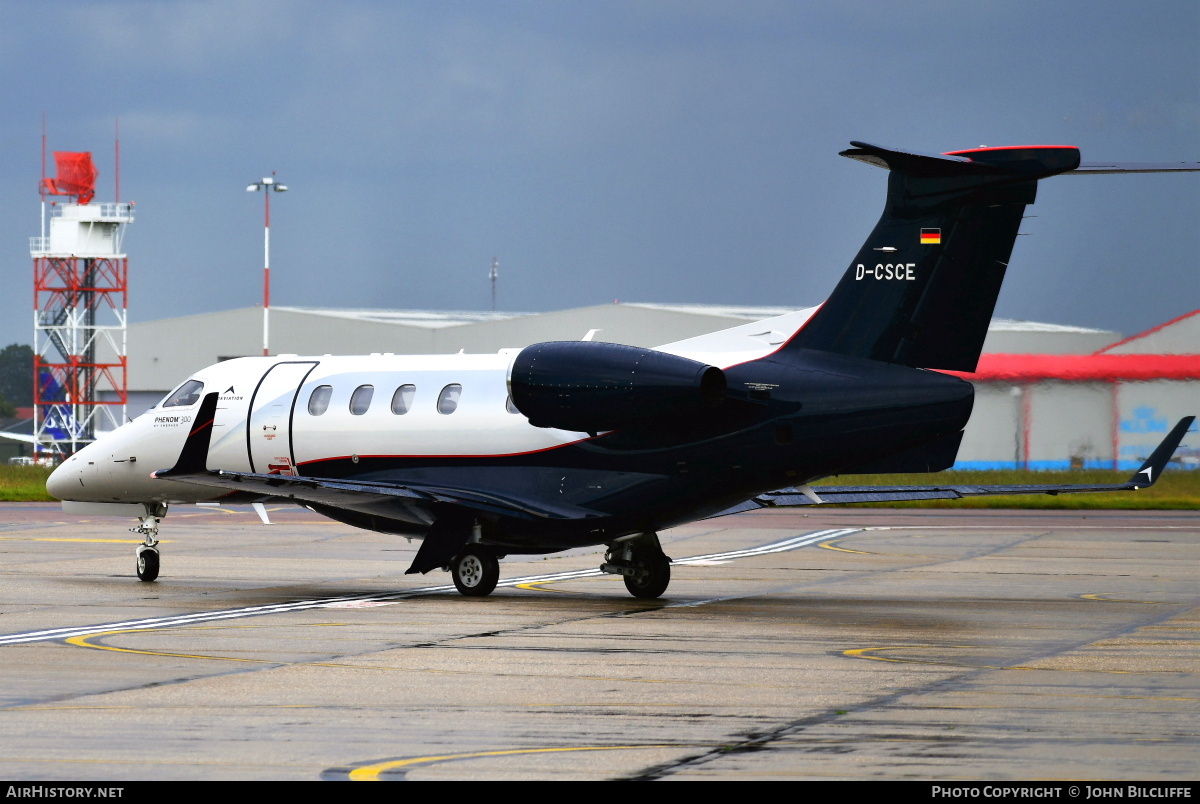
top-left (6, 788), bottom-right (123, 799)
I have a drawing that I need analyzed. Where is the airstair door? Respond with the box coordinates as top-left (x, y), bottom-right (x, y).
top-left (247, 362), bottom-right (318, 475)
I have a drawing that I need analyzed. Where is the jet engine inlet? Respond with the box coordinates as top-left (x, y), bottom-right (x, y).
top-left (508, 341), bottom-right (726, 432)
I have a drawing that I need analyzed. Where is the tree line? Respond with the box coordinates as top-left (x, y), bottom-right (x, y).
top-left (0, 344), bottom-right (34, 418)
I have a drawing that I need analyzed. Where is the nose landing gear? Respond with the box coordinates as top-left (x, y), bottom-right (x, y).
top-left (130, 503), bottom-right (167, 582)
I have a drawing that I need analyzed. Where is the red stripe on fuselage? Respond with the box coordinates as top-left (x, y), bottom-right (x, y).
top-left (296, 432), bottom-right (602, 466)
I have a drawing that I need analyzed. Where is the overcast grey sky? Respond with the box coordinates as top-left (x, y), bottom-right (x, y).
top-left (1, 0), bottom-right (1197, 352)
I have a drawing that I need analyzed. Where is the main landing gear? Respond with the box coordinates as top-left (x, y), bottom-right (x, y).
top-left (131, 503), bottom-right (167, 582)
top-left (601, 532), bottom-right (672, 599)
top-left (450, 545), bottom-right (500, 597)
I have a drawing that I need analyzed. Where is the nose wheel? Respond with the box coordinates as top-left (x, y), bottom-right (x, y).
top-left (136, 546), bottom-right (160, 582)
top-left (130, 504), bottom-right (166, 583)
top-left (450, 546), bottom-right (500, 597)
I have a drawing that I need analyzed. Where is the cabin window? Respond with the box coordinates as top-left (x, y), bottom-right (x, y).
top-left (391, 384), bottom-right (416, 415)
top-left (307, 385), bottom-right (333, 416)
top-left (350, 385), bottom-right (374, 415)
top-left (437, 384), bottom-right (462, 415)
top-left (162, 379), bottom-right (204, 408)
top-left (506, 395), bottom-right (520, 414)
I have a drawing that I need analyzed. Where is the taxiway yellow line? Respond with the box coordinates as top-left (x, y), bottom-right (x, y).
top-left (1080, 593), bottom-right (1166, 604)
top-left (0, 537), bottom-right (172, 544)
top-left (844, 645), bottom-right (1156, 675)
top-left (63, 624), bottom-right (727, 686)
top-left (818, 539), bottom-right (935, 558)
top-left (347, 745), bottom-right (679, 780)
top-left (818, 540), bottom-right (872, 554)
top-left (515, 576), bottom-right (613, 592)
top-left (66, 630), bottom-right (274, 663)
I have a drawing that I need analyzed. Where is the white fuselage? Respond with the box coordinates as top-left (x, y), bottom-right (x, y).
top-left (46, 308), bottom-right (818, 506)
top-left (48, 352), bottom-right (588, 504)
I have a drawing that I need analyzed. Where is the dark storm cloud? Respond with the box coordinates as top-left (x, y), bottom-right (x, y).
top-left (1, 0), bottom-right (1197, 350)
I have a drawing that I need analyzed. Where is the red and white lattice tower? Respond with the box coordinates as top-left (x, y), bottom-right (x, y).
top-left (30, 148), bottom-right (132, 456)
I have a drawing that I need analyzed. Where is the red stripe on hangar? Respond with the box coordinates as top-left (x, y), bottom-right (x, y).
top-left (941, 354), bottom-right (1200, 382)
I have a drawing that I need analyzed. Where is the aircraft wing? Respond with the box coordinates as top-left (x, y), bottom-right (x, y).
top-left (159, 467), bottom-right (606, 521)
top-left (0, 431), bottom-right (40, 445)
top-left (711, 416), bottom-right (1194, 516)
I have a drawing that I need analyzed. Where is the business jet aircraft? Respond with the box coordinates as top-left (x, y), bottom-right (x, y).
top-left (43, 142), bottom-right (1197, 599)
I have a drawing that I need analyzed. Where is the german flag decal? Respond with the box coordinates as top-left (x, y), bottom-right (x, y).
top-left (920, 228), bottom-right (941, 245)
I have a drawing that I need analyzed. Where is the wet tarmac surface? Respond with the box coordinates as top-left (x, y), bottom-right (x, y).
top-left (0, 503), bottom-right (1196, 780)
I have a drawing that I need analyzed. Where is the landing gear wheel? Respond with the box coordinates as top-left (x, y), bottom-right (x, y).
top-left (136, 547), bottom-right (160, 582)
top-left (623, 554), bottom-right (670, 599)
top-left (451, 546), bottom-right (499, 597)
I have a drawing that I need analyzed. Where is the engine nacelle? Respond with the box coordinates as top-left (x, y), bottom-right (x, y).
top-left (508, 341), bottom-right (726, 432)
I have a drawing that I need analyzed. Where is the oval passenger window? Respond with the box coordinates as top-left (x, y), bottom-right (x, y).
top-left (391, 384), bottom-right (416, 415)
top-left (307, 385), bottom-right (333, 416)
top-left (437, 384), bottom-right (461, 415)
top-left (350, 385), bottom-right (374, 415)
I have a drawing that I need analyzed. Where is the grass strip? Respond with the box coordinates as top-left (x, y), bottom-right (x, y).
top-left (3, 465), bottom-right (1198, 508)
top-left (0, 465), bottom-right (55, 502)
top-left (813, 467), bottom-right (1200, 509)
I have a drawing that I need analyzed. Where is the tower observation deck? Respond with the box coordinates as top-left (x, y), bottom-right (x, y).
top-left (31, 150), bottom-right (133, 456)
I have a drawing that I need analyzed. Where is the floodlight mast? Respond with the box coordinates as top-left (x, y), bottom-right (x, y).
top-left (245, 174), bottom-right (288, 356)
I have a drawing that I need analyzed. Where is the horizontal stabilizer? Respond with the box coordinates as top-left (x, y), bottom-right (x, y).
top-left (1071, 162), bottom-right (1200, 174)
top-left (841, 141), bottom-right (1081, 178)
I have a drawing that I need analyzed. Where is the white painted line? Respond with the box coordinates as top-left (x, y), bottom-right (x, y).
top-left (0, 529), bottom-right (862, 645)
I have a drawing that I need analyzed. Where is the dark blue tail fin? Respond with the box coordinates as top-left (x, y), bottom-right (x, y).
top-left (789, 142), bottom-right (1080, 372)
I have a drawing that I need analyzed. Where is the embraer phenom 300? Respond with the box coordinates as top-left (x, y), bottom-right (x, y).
top-left (45, 142), bottom-right (1198, 599)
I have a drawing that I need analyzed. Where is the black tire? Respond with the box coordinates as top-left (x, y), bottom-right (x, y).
top-left (136, 548), bottom-right (160, 582)
top-left (623, 554), bottom-right (670, 599)
top-left (451, 546), bottom-right (499, 597)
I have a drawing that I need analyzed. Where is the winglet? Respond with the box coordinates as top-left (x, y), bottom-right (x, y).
top-left (1126, 416), bottom-right (1195, 488)
top-left (153, 392), bottom-right (219, 478)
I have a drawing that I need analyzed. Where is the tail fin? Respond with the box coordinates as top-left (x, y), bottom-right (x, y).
top-left (789, 142), bottom-right (1080, 372)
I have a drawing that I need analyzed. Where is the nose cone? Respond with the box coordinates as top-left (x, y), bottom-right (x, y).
top-left (46, 458), bottom-right (78, 501)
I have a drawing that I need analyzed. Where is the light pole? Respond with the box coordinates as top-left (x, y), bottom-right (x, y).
top-left (489, 257), bottom-right (499, 311)
top-left (246, 174), bottom-right (287, 356)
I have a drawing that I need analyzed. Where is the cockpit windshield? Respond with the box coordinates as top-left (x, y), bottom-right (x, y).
top-left (161, 379), bottom-right (204, 408)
